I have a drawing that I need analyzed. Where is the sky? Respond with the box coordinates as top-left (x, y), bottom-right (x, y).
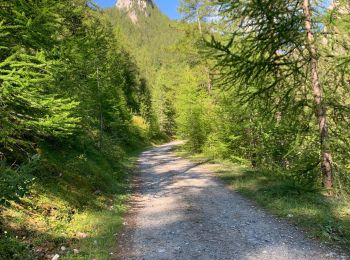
top-left (93, 0), bottom-right (181, 20)
top-left (93, 0), bottom-right (333, 20)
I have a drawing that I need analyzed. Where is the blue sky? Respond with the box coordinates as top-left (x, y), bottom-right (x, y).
top-left (94, 0), bottom-right (332, 20)
top-left (93, 0), bottom-right (181, 20)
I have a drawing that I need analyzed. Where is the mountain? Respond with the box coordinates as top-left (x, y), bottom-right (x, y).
top-left (116, 0), bottom-right (155, 23)
top-left (106, 0), bottom-right (182, 78)
top-left (105, 0), bottom-right (184, 135)
top-left (116, 0), bottom-right (154, 11)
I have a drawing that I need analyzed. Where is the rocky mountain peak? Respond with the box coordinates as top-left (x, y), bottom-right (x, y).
top-left (116, 0), bottom-right (154, 23)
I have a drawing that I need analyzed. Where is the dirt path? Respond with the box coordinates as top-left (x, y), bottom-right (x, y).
top-left (115, 142), bottom-right (347, 260)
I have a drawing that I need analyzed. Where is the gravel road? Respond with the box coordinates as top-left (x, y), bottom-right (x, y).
top-left (115, 142), bottom-right (348, 260)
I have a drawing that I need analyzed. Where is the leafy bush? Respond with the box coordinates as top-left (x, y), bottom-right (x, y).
top-left (0, 155), bottom-right (38, 206)
top-left (0, 236), bottom-right (32, 260)
top-left (203, 133), bottom-right (230, 159)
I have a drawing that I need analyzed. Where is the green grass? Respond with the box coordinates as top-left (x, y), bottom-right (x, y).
top-left (0, 137), bottom-right (146, 260)
top-left (176, 149), bottom-right (350, 252)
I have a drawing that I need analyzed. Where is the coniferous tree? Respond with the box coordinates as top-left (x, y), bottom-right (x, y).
top-left (194, 0), bottom-right (337, 191)
top-left (0, 0), bottom-right (80, 161)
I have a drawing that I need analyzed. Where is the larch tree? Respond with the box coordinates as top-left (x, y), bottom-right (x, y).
top-left (197, 0), bottom-right (335, 191)
top-left (302, 0), bottom-right (332, 191)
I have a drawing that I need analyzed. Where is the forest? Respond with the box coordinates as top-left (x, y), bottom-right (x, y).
top-left (1, 0), bottom-right (350, 259)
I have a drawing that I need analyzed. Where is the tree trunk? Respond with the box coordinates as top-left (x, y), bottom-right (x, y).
top-left (196, 9), bottom-right (203, 35)
top-left (96, 66), bottom-right (103, 150)
top-left (303, 0), bottom-right (333, 192)
top-left (205, 67), bottom-right (212, 95)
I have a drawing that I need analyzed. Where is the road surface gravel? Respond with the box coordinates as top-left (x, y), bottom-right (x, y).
top-left (115, 142), bottom-right (348, 260)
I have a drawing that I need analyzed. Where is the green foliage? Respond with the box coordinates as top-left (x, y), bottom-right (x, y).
top-left (1, 130), bottom-right (144, 259)
top-left (0, 0), bottom-right (158, 257)
top-left (0, 236), bottom-right (33, 260)
top-left (2, 0), bottom-right (350, 256)
top-left (0, 166), bottom-right (30, 206)
top-left (176, 0), bottom-right (350, 192)
top-left (0, 155), bottom-right (38, 206)
top-left (0, 0), bottom-right (155, 160)
top-left (0, 24), bottom-right (79, 160)
top-left (202, 132), bottom-right (231, 160)
top-left (175, 66), bottom-right (211, 151)
top-left (176, 0), bottom-right (350, 250)
top-left (106, 4), bottom-right (184, 137)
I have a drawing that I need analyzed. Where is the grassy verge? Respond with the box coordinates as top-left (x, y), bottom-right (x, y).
top-left (176, 149), bottom-right (350, 252)
top-left (0, 137), bottom-right (147, 260)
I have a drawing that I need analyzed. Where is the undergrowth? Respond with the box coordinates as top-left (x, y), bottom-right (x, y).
top-left (0, 124), bottom-right (150, 259)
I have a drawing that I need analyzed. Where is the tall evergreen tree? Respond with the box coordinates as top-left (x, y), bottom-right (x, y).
top-left (196, 0), bottom-right (337, 191)
top-left (0, 0), bottom-right (80, 161)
